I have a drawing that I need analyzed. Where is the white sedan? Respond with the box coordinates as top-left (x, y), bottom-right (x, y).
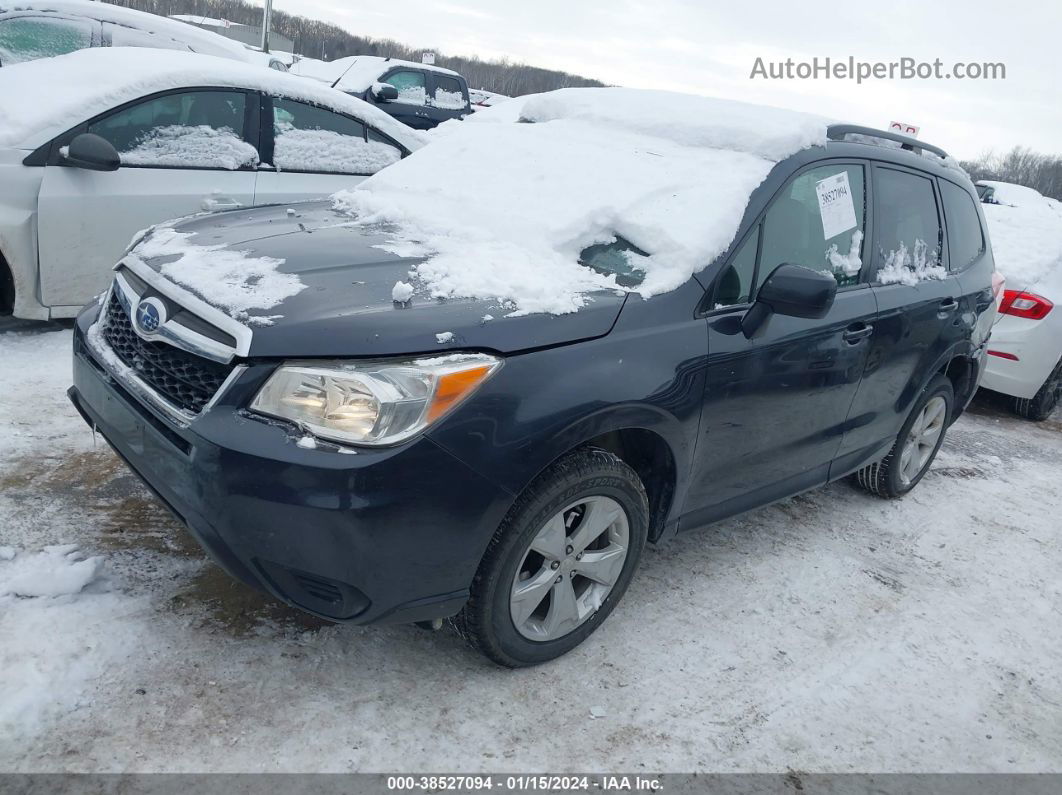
top-left (979, 180), bottom-right (1062, 420)
top-left (0, 48), bottom-right (424, 320)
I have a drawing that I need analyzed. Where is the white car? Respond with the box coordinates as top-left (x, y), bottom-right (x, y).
top-left (0, 0), bottom-right (259, 66)
top-left (0, 48), bottom-right (424, 320)
top-left (978, 180), bottom-right (1062, 420)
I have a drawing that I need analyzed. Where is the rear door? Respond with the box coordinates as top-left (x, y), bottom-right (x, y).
top-left (254, 96), bottom-right (405, 204)
top-left (685, 160), bottom-right (878, 523)
top-left (36, 88), bottom-right (258, 309)
top-left (833, 163), bottom-right (964, 472)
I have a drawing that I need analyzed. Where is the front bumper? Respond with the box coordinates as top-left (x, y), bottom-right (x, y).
top-left (69, 308), bottom-right (514, 625)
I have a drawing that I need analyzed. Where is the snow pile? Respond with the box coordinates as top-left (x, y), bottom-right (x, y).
top-left (333, 88), bottom-right (830, 315)
top-left (120, 125), bottom-right (259, 170)
top-left (877, 239), bottom-right (947, 286)
top-left (132, 227), bottom-right (305, 320)
top-left (273, 125), bottom-right (401, 174)
top-left (0, 48), bottom-right (424, 150)
top-left (982, 191), bottom-right (1062, 292)
top-left (0, 545), bottom-right (103, 599)
top-left (392, 280), bottom-right (414, 303)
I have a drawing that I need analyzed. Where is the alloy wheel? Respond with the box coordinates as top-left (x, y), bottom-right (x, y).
top-left (898, 395), bottom-right (947, 485)
top-left (509, 496), bottom-right (630, 642)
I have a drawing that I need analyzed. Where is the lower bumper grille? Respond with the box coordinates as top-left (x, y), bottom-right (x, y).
top-left (101, 293), bottom-right (234, 415)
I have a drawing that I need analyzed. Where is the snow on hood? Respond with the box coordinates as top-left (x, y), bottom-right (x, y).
top-left (332, 87), bottom-right (831, 315)
top-left (983, 198), bottom-right (1062, 293)
top-left (0, 48), bottom-right (427, 150)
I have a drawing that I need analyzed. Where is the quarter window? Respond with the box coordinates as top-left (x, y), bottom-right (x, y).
top-left (759, 164), bottom-right (866, 288)
top-left (87, 90), bottom-right (256, 170)
top-left (715, 227), bottom-right (758, 307)
top-left (940, 180), bottom-right (985, 271)
top-left (873, 168), bottom-right (944, 282)
top-left (383, 70), bottom-right (427, 105)
top-left (272, 98), bottom-right (402, 175)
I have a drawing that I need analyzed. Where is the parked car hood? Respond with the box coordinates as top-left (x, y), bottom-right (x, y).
top-left (136, 202), bottom-right (626, 358)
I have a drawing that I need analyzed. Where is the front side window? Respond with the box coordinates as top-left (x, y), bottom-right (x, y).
top-left (87, 90), bottom-right (256, 170)
top-left (0, 16), bottom-right (93, 65)
top-left (432, 75), bottom-right (467, 109)
top-left (873, 168), bottom-right (945, 284)
top-left (940, 180), bottom-right (985, 271)
top-left (382, 70), bottom-right (427, 105)
top-left (272, 98), bottom-right (401, 175)
top-left (759, 163), bottom-right (867, 288)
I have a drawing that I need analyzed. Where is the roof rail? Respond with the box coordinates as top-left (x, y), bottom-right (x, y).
top-left (826, 124), bottom-right (949, 160)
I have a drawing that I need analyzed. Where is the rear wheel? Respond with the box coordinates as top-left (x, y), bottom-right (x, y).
top-left (1012, 359), bottom-right (1062, 421)
top-left (453, 447), bottom-right (648, 667)
top-left (854, 374), bottom-right (953, 498)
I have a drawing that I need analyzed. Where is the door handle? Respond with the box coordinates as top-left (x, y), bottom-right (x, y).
top-left (201, 197), bottom-right (242, 211)
top-left (939, 298), bottom-right (959, 312)
top-left (843, 324), bottom-right (874, 343)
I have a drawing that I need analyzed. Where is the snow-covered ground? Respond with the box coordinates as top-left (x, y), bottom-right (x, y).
top-left (2, 326), bottom-right (1061, 773)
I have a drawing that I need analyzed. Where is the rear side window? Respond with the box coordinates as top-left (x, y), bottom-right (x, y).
top-left (272, 98), bottom-right (402, 175)
top-left (873, 168), bottom-right (944, 283)
top-left (940, 180), bottom-right (985, 270)
top-left (433, 75), bottom-right (467, 109)
top-left (759, 163), bottom-right (866, 288)
top-left (0, 16), bottom-right (93, 65)
top-left (87, 90), bottom-right (256, 170)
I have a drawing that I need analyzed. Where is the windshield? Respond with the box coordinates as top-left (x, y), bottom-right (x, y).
top-left (579, 237), bottom-right (648, 288)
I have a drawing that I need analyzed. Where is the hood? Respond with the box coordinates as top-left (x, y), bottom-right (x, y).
top-left (135, 202), bottom-right (626, 358)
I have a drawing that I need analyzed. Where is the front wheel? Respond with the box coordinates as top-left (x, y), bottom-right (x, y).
top-left (1012, 359), bottom-right (1062, 421)
top-left (854, 374), bottom-right (954, 498)
top-left (453, 447), bottom-right (649, 667)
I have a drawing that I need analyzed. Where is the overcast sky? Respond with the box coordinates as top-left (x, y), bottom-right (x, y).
top-left (273, 0), bottom-right (1058, 160)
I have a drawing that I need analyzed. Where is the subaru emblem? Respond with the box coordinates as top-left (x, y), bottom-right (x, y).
top-left (134, 298), bottom-right (166, 335)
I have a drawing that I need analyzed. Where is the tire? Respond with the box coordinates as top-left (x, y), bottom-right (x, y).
top-left (854, 374), bottom-right (954, 499)
top-left (453, 447), bottom-right (649, 667)
top-left (1012, 359), bottom-right (1062, 422)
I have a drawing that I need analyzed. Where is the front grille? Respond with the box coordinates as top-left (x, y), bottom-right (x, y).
top-left (101, 293), bottom-right (234, 414)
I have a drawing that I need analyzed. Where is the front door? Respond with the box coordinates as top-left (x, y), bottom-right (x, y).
top-left (685, 161), bottom-right (877, 525)
top-left (36, 88), bottom-right (258, 308)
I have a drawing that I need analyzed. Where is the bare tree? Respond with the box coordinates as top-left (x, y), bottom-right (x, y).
top-left (961, 147), bottom-right (1062, 201)
top-left (104, 0), bottom-right (607, 95)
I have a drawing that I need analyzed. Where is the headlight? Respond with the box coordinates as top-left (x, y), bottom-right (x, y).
top-left (249, 353), bottom-right (502, 447)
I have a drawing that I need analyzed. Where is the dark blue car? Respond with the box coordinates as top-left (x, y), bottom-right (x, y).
top-left (69, 122), bottom-right (997, 666)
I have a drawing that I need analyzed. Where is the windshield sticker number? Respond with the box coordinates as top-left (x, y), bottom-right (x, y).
top-left (816, 171), bottom-right (858, 241)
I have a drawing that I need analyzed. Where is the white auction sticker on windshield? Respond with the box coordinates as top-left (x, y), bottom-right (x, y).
top-left (816, 171), bottom-right (858, 241)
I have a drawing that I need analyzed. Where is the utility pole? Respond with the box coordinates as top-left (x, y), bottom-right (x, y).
top-left (260, 0), bottom-right (273, 52)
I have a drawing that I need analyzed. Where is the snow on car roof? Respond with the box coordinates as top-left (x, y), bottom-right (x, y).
top-left (982, 185), bottom-right (1062, 294)
top-left (977, 180), bottom-right (1047, 208)
top-left (333, 87), bottom-right (832, 315)
top-left (0, 48), bottom-right (426, 150)
top-left (0, 0), bottom-right (253, 62)
top-left (290, 55), bottom-right (461, 93)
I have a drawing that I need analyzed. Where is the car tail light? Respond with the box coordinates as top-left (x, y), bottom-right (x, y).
top-left (999, 289), bottom-right (1053, 320)
top-left (991, 271), bottom-right (1006, 307)
top-left (987, 350), bottom-right (1019, 360)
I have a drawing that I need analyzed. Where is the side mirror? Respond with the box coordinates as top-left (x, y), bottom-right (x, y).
top-left (372, 82), bottom-right (399, 102)
top-left (741, 263), bottom-right (837, 339)
top-left (62, 133), bottom-right (120, 172)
